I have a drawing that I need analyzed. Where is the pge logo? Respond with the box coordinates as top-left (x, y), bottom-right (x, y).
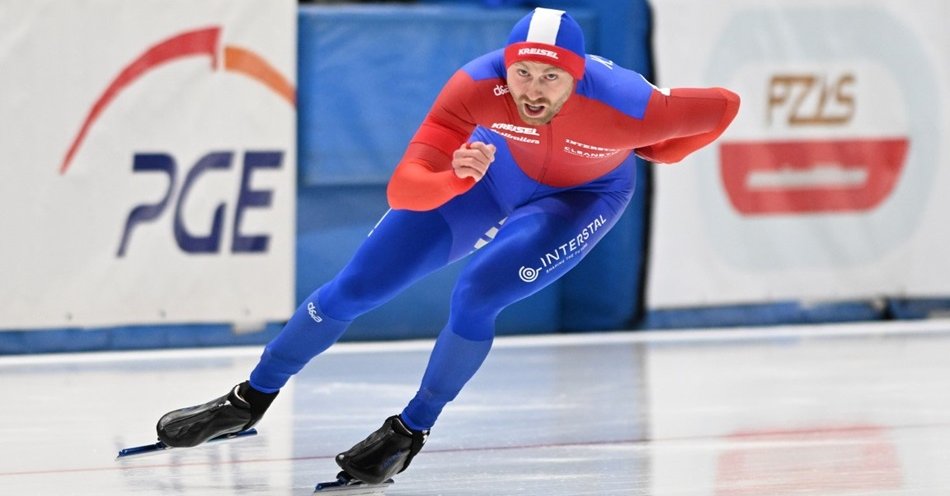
top-left (58, 26), bottom-right (295, 257)
top-left (116, 151), bottom-right (283, 256)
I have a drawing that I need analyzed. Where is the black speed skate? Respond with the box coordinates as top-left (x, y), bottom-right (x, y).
top-left (156, 381), bottom-right (277, 448)
top-left (335, 415), bottom-right (428, 485)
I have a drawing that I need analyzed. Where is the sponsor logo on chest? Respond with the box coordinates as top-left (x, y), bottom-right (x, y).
top-left (489, 122), bottom-right (540, 145)
top-left (563, 138), bottom-right (622, 159)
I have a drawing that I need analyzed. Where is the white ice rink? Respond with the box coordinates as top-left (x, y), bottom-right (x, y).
top-left (3, 320), bottom-right (950, 495)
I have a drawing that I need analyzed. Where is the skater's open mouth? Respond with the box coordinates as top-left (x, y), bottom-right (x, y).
top-left (522, 101), bottom-right (547, 118)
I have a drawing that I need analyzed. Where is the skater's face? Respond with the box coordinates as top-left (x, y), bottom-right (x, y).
top-left (506, 61), bottom-right (574, 126)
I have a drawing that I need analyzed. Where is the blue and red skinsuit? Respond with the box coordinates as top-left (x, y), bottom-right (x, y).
top-left (249, 50), bottom-right (739, 431)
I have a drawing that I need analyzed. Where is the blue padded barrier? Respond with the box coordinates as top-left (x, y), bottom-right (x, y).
top-left (642, 301), bottom-right (885, 330)
top-left (0, 324), bottom-right (285, 355)
top-left (886, 298), bottom-right (950, 320)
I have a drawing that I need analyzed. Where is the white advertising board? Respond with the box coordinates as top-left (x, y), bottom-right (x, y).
top-left (0, 0), bottom-right (297, 328)
top-left (648, 0), bottom-right (950, 308)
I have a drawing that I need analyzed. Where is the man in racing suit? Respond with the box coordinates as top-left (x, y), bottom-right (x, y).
top-left (155, 7), bottom-right (739, 486)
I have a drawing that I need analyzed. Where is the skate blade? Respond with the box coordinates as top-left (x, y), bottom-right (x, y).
top-left (314, 471), bottom-right (393, 494)
top-left (116, 428), bottom-right (258, 460)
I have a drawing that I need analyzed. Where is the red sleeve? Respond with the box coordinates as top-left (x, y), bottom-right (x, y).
top-left (387, 71), bottom-right (480, 211)
top-left (634, 87), bottom-right (740, 164)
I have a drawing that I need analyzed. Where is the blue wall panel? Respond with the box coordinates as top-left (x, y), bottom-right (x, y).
top-left (298, 5), bottom-right (594, 186)
top-left (643, 301), bottom-right (885, 330)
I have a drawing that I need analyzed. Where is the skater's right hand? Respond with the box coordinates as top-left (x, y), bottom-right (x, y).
top-left (452, 141), bottom-right (496, 182)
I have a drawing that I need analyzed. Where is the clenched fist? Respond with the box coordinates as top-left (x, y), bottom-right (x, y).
top-left (452, 141), bottom-right (496, 182)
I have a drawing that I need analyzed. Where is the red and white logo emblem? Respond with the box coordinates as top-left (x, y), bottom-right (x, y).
top-left (719, 70), bottom-right (911, 216)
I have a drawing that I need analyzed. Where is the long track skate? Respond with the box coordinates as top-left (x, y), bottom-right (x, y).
top-left (116, 428), bottom-right (258, 459)
top-left (313, 471), bottom-right (394, 494)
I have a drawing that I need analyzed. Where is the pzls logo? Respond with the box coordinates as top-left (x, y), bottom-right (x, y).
top-left (719, 70), bottom-right (909, 215)
top-left (58, 26), bottom-right (295, 256)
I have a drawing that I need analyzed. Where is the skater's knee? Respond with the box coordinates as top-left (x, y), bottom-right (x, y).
top-left (449, 285), bottom-right (500, 342)
top-left (451, 276), bottom-right (503, 315)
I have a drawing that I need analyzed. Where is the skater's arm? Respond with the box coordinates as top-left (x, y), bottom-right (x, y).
top-left (634, 87), bottom-right (740, 164)
top-left (388, 71), bottom-right (480, 211)
top-left (387, 140), bottom-right (496, 212)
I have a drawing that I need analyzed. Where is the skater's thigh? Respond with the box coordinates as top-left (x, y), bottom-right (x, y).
top-left (320, 208), bottom-right (455, 318)
top-left (449, 190), bottom-right (630, 329)
top-left (321, 185), bottom-right (506, 319)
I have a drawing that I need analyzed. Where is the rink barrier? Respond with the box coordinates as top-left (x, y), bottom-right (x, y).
top-left (642, 301), bottom-right (885, 330)
top-left (7, 1), bottom-right (931, 353)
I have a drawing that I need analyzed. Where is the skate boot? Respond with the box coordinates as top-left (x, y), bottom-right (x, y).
top-left (336, 415), bottom-right (429, 484)
top-left (156, 381), bottom-right (277, 448)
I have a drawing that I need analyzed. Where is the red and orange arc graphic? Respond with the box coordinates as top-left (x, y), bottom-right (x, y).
top-left (60, 26), bottom-right (295, 175)
top-left (719, 138), bottom-right (910, 215)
